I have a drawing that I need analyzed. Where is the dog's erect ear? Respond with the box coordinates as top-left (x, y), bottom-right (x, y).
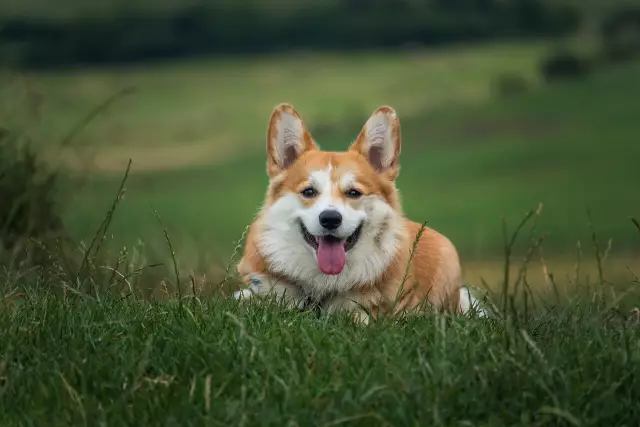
top-left (266, 103), bottom-right (317, 177)
top-left (349, 106), bottom-right (401, 180)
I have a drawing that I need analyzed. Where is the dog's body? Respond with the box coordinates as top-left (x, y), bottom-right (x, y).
top-left (234, 104), bottom-right (482, 321)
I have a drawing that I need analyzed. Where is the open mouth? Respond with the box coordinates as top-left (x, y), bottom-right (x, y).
top-left (299, 220), bottom-right (363, 276)
top-left (299, 221), bottom-right (362, 252)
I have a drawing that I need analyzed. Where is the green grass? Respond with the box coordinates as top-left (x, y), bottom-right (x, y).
top-left (59, 59), bottom-right (640, 264)
top-left (1, 274), bottom-right (639, 426)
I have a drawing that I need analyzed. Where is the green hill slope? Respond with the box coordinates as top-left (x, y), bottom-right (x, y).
top-left (64, 60), bottom-right (640, 264)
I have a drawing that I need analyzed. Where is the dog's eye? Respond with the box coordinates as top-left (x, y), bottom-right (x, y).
top-left (301, 187), bottom-right (317, 198)
top-left (346, 189), bottom-right (363, 199)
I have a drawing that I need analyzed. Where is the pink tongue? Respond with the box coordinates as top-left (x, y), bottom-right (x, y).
top-left (317, 238), bottom-right (346, 275)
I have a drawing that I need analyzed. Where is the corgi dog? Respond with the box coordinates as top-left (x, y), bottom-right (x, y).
top-left (234, 103), bottom-right (484, 322)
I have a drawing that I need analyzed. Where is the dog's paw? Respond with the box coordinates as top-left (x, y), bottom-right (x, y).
top-left (232, 277), bottom-right (261, 301)
top-left (322, 293), bottom-right (372, 325)
top-left (459, 285), bottom-right (490, 318)
top-left (352, 310), bottom-right (371, 325)
top-left (233, 289), bottom-right (255, 300)
top-left (232, 275), bottom-right (307, 310)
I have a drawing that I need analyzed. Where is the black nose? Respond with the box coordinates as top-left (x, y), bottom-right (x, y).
top-left (319, 210), bottom-right (342, 230)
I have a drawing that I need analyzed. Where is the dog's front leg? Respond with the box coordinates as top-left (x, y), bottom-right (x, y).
top-left (234, 273), bottom-right (306, 310)
top-left (321, 292), bottom-right (373, 325)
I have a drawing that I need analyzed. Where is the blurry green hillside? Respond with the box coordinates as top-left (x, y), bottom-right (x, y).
top-left (48, 51), bottom-right (640, 263)
top-left (0, 0), bottom-right (579, 67)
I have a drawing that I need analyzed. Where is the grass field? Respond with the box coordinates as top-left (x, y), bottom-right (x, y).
top-left (1, 268), bottom-right (639, 426)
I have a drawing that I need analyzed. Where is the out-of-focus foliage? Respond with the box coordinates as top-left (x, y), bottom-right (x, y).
top-left (0, 0), bottom-right (580, 68)
top-left (601, 5), bottom-right (640, 62)
top-left (0, 128), bottom-right (63, 253)
top-left (539, 49), bottom-right (592, 83)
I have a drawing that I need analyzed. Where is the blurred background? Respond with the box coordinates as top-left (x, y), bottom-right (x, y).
top-left (1, 0), bottom-right (639, 291)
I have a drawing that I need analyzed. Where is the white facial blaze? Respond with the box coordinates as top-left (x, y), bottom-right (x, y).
top-left (258, 165), bottom-right (404, 299)
top-left (340, 171), bottom-right (356, 189)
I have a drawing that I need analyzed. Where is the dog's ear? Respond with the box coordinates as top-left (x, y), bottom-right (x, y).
top-left (266, 103), bottom-right (317, 177)
top-left (349, 106), bottom-right (401, 180)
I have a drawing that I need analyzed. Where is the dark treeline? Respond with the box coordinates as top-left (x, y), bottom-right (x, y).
top-left (0, 0), bottom-right (580, 68)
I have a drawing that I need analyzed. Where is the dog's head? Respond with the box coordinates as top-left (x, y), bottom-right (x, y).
top-left (257, 104), bottom-right (406, 294)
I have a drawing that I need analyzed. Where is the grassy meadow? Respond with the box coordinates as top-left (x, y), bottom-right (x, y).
top-left (2, 40), bottom-right (640, 425)
top-left (1, 283), bottom-right (640, 426)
